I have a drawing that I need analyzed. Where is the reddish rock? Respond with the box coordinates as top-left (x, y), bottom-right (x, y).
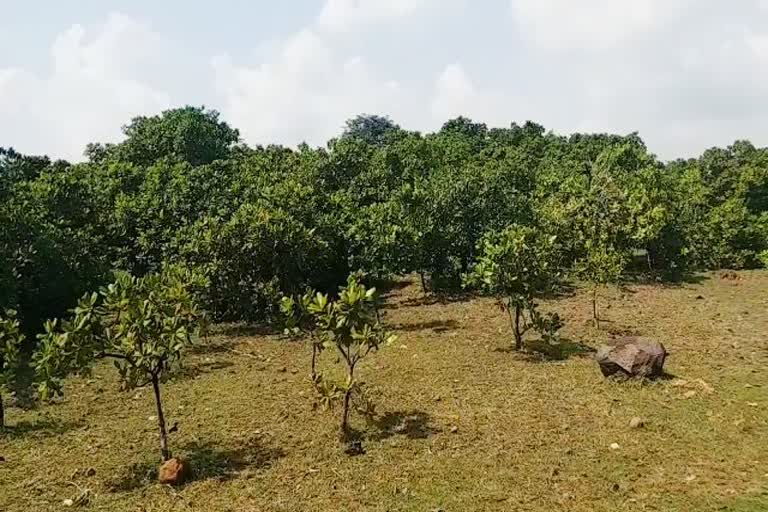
top-left (158, 457), bottom-right (191, 486)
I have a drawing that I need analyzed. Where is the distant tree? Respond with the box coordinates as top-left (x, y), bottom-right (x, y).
top-left (341, 114), bottom-right (401, 146)
top-left (34, 268), bottom-right (206, 461)
top-left (0, 310), bottom-right (23, 428)
top-left (439, 116), bottom-right (488, 139)
top-left (464, 225), bottom-right (562, 350)
top-left (0, 147), bottom-right (51, 187)
top-left (87, 106), bottom-right (239, 167)
top-left (577, 243), bottom-right (625, 328)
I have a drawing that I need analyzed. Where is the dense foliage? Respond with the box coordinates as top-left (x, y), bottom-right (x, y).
top-left (464, 225), bottom-right (562, 350)
top-left (2, 107), bottom-right (767, 339)
top-left (0, 309), bottom-right (24, 427)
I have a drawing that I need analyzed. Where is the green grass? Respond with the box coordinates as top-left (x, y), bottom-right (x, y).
top-left (2, 271), bottom-right (768, 511)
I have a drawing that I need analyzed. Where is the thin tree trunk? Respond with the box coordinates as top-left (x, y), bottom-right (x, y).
top-left (0, 392), bottom-right (4, 428)
top-left (341, 388), bottom-right (352, 440)
top-left (340, 365), bottom-right (355, 441)
top-left (419, 272), bottom-right (427, 295)
top-left (151, 375), bottom-right (171, 461)
top-left (513, 303), bottom-right (523, 351)
top-left (311, 344), bottom-right (318, 382)
top-left (592, 287), bottom-right (599, 329)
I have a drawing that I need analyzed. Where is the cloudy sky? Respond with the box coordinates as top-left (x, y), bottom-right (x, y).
top-left (1, 0), bottom-right (767, 161)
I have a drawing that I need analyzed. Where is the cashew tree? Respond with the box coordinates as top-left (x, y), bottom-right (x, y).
top-left (34, 267), bottom-right (206, 461)
top-left (464, 225), bottom-right (562, 350)
top-left (0, 310), bottom-right (24, 428)
top-left (286, 276), bottom-right (394, 442)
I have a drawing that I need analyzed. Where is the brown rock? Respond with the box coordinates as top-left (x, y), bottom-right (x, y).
top-left (596, 337), bottom-right (667, 379)
top-left (158, 457), bottom-right (191, 486)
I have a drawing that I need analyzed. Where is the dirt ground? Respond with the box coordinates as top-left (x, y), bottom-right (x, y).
top-left (1, 271), bottom-right (767, 511)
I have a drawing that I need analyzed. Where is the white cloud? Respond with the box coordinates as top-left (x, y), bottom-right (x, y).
top-left (431, 64), bottom-right (503, 123)
top-left (2, 1), bottom-right (768, 162)
top-left (317, 0), bottom-right (433, 32)
top-left (747, 32), bottom-right (768, 60)
top-left (0, 13), bottom-right (171, 161)
top-left (213, 29), bottom-right (407, 147)
top-left (510, 0), bottom-right (691, 50)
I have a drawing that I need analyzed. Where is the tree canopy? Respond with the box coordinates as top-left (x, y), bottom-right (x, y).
top-left (1, 108), bottom-right (767, 338)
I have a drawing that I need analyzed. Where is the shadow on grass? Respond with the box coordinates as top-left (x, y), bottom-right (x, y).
top-left (374, 278), bottom-right (412, 295)
top-left (494, 338), bottom-right (595, 362)
top-left (211, 323), bottom-right (277, 338)
top-left (523, 338), bottom-right (596, 362)
top-left (109, 436), bottom-right (285, 491)
top-left (400, 292), bottom-right (473, 308)
top-left (391, 319), bottom-right (459, 333)
top-left (173, 360), bottom-right (235, 381)
top-left (1, 417), bottom-right (82, 439)
top-left (369, 410), bottom-right (438, 441)
top-left (624, 271), bottom-right (710, 287)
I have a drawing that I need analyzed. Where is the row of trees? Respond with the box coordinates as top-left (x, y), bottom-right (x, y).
top-left (1, 269), bottom-right (388, 462)
top-left (2, 108), bottom-right (767, 335)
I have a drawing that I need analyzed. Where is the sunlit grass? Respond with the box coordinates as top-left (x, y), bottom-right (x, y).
top-left (1, 271), bottom-right (767, 511)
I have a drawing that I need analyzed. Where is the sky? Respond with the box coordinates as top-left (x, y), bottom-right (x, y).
top-left (1, 0), bottom-right (767, 162)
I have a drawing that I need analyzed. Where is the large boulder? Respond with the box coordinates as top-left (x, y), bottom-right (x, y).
top-left (158, 457), bottom-right (191, 486)
top-left (596, 337), bottom-right (667, 379)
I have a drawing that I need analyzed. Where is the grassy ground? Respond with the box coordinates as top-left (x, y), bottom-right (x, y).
top-left (1, 271), bottom-right (767, 511)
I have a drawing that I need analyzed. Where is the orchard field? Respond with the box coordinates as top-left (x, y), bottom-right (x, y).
top-left (2, 109), bottom-right (768, 511)
top-left (2, 271), bottom-right (768, 512)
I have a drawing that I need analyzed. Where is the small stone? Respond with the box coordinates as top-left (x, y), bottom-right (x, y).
top-left (747, 402), bottom-right (758, 407)
top-left (629, 417), bottom-right (645, 429)
top-left (683, 390), bottom-right (697, 399)
top-left (685, 474), bottom-right (697, 483)
top-left (610, 443), bottom-right (620, 450)
top-left (449, 426), bottom-right (459, 434)
top-left (63, 499), bottom-right (74, 507)
top-left (148, 415), bottom-right (157, 421)
top-left (158, 457), bottom-right (192, 486)
top-left (344, 440), bottom-right (365, 456)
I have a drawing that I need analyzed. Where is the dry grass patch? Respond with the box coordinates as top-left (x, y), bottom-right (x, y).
top-left (1, 272), bottom-right (767, 511)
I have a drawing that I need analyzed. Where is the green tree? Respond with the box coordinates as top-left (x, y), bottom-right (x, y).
top-left (0, 310), bottom-right (24, 428)
top-left (464, 225), bottom-right (561, 350)
top-left (341, 114), bottom-right (401, 147)
top-left (86, 106), bottom-right (239, 166)
top-left (577, 243), bottom-right (625, 328)
top-left (295, 276), bottom-right (394, 442)
top-left (34, 268), bottom-right (206, 461)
